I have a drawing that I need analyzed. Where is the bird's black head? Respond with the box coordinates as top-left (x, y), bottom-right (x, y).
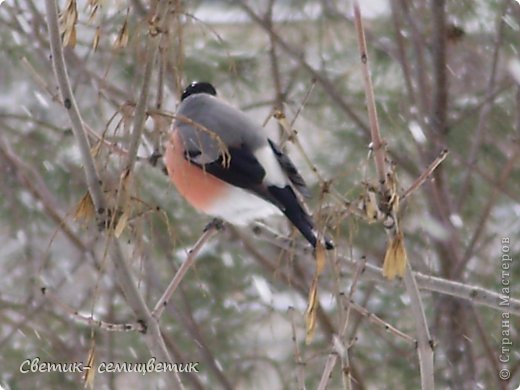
top-left (181, 81), bottom-right (217, 101)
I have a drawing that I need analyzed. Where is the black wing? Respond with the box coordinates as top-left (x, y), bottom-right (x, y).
top-left (185, 144), bottom-right (266, 191)
top-left (185, 143), bottom-right (333, 249)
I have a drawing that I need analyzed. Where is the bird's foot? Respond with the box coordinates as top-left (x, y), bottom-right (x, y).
top-left (148, 151), bottom-right (163, 167)
top-left (204, 218), bottom-right (224, 232)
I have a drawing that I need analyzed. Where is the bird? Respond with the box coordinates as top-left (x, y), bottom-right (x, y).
top-left (164, 81), bottom-right (333, 250)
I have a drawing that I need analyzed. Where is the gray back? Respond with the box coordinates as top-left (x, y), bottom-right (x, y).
top-left (175, 94), bottom-right (267, 163)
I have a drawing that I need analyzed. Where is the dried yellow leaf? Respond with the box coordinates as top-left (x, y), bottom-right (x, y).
top-left (383, 231), bottom-right (408, 280)
top-left (59, 0), bottom-right (78, 48)
top-left (92, 27), bottom-right (100, 51)
top-left (386, 169), bottom-right (400, 215)
top-left (113, 18), bottom-right (129, 49)
top-left (390, 192), bottom-right (400, 215)
top-left (65, 26), bottom-right (77, 48)
top-left (363, 187), bottom-right (379, 223)
top-left (305, 274), bottom-right (319, 344)
top-left (88, 4), bottom-right (100, 23)
top-left (315, 241), bottom-right (326, 275)
top-left (83, 344), bottom-right (96, 389)
top-left (114, 211), bottom-right (129, 238)
top-left (90, 140), bottom-right (102, 158)
top-left (74, 192), bottom-right (95, 222)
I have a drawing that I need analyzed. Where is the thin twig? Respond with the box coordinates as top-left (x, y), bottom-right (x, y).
top-left (402, 149), bottom-right (449, 201)
top-left (469, 307), bottom-right (508, 390)
top-left (398, 0), bottom-right (430, 115)
top-left (389, 1), bottom-right (416, 106)
top-left (455, 0), bottom-right (510, 209)
top-left (0, 139), bottom-right (87, 252)
top-left (266, 0), bottom-right (285, 142)
top-left (41, 287), bottom-right (145, 332)
top-left (236, 0), bottom-right (370, 134)
top-left (108, 0), bottom-right (170, 243)
top-left (353, 3), bottom-right (386, 189)
top-left (453, 136), bottom-right (520, 277)
top-left (289, 80), bottom-right (316, 129)
top-left (288, 307), bottom-right (306, 390)
top-left (353, 3), bottom-right (434, 388)
top-left (152, 224), bottom-right (219, 319)
top-left (177, 292), bottom-right (234, 390)
top-left (403, 262), bottom-right (435, 389)
top-left (430, 0), bottom-right (448, 136)
top-left (160, 331), bottom-right (206, 390)
top-left (345, 300), bottom-right (415, 344)
top-left (249, 223), bottom-right (520, 315)
top-left (317, 257), bottom-right (366, 390)
top-left (123, 3), bottom-right (166, 175)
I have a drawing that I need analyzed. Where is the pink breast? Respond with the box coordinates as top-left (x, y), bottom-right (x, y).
top-left (164, 131), bottom-right (229, 212)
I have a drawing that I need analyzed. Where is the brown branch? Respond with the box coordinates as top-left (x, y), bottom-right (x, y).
top-left (402, 149), bottom-right (449, 201)
top-left (152, 223), bottom-right (220, 320)
top-left (469, 307), bottom-right (508, 390)
top-left (40, 287), bottom-right (145, 332)
top-left (353, 2), bottom-right (434, 388)
top-left (456, 0), bottom-right (510, 210)
top-left (230, 226), bottom-right (338, 339)
top-left (236, 0), bottom-right (370, 135)
top-left (317, 257), bottom-right (366, 390)
top-left (353, 4), bottom-right (386, 189)
top-left (124, 2), bottom-right (166, 174)
top-left (250, 224), bottom-right (520, 315)
top-left (453, 141), bottom-right (520, 277)
top-left (178, 291), bottom-right (234, 390)
top-left (398, 0), bottom-right (430, 116)
top-left (390, 1), bottom-right (416, 107)
top-left (430, 0), bottom-right (448, 136)
top-left (288, 307), bottom-right (306, 390)
top-left (160, 331), bottom-right (206, 390)
top-left (44, 2), bottom-right (183, 387)
top-left (44, 0), bottom-right (106, 220)
top-left (0, 139), bottom-right (87, 252)
top-left (345, 300), bottom-right (415, 344)
top-left (403, 261), bottom-right (434, 389)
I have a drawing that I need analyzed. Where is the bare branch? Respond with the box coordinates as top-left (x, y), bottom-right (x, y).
top-left (44, 2), bottom-right (184, 387)
top-left (124, 2), bottom-right (169, 174)
top-left (345, 300), bottom-right (415, 344)
top-left (353, 3), bottom-right (386, 189)
top-left (430, 0), bottom-right (448, 136)
top-left (44, 0), bottom-right (106, 219)
top-left (402, 149), bottom-right (449, 201)
top-left (453, 146), bottom-right (520, 277)
top-left (249, 224), bottom-right (520, 315)
top-left (41, 287), bottom-right (146, 332)
top-left (236, 0), bottom-right (370, 134)
top-left (288, 307), bottom-right (307, 390)
top-left (456, 0), bottom-right (510, 209)
top-left (403, 263), bottom-right (434, 390)
top-left (353, 2), bottom-right (434, 387)
top-left (152, 222), bottom-right (220, 320)
top-left (317, 257), bottom-right (366, 390)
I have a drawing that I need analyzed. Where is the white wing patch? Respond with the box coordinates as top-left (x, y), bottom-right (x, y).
top-left (253, 146), bottom-right (288, 187)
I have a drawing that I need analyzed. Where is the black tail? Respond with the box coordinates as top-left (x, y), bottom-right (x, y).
top-left (267, 185), bottom-right (334, 250)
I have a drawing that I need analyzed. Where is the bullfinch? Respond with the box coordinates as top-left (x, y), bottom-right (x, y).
top-left (164, 81), bottom-right (333, 250)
